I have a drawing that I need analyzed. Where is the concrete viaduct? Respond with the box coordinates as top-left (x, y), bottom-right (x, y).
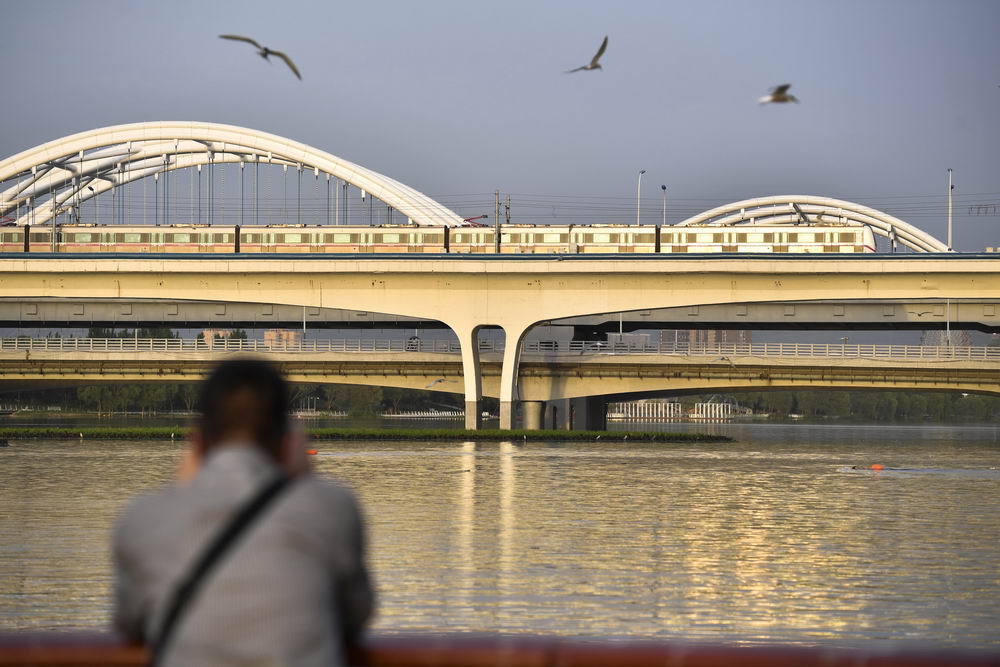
top-left (2, 254), bottom-right (1000, 428)
top-left (3, 339), bottom-right (1000, 429)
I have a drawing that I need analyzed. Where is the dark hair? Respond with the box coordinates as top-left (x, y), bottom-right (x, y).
top-left (197, 359), bottom-right (289, 458)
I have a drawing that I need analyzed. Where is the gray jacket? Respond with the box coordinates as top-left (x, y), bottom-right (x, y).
top-left (113, 446), bottom-right (373, 667)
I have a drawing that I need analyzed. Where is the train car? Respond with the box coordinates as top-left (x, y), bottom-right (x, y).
top-left (8, 222), bottom-right (878, 255)
top-left (659, 226), bottom-right (876, 253)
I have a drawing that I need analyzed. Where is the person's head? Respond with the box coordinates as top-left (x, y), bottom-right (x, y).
top-left (197, 359), bottom-right (289, 460)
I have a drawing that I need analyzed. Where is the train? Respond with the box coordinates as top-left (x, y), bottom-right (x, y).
top-left (0, 223), bottom-right (878, 254)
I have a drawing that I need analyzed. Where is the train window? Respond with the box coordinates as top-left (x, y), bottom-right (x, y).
top-left (542, 233), bottom-right (561, 243)
top-left (212, 234), bottom-right (229, 243)
top-left (381, 233), bottom-right (400, 243)
top-left (737, 233), bottom-right (747, 243)
top-left (74, 233), bottom-right (93, 242)
top-left (591, 233), bottom-right (611, 243)
top-left (332, 233), bottom-right (352, 243)
top-left (284, 233), bottom-right (302, 243)
top-left (798, 233), bottom-right (814, 243)
top-left (763, 233), bottom-right (774, 242)
top-left (423, 234), bottom-right (442, 243)
top-left (171, 233), bottom-right (191, 243)
top-left (124, 233), bottom-right (141, 243)
top-left (696, 233), bottom-right (714, 243)
top-left (787, 233), bottom-right (798, 242)
top-left (634, 234), bottom-right (655, 243)
top-left (839, 232), bottom-right (855, 242)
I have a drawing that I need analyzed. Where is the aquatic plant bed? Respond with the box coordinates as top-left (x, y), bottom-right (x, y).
top-left (0, 426), bottom-right (729, 443)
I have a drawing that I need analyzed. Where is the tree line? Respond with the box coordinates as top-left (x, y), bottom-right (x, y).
top-left (7, 383), bottom-right (483, 417)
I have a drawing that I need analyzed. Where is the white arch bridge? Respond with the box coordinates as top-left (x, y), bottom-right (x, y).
top-left (0, 121), bottom-right (948, 252)
top-left (0, 121), bottom-right (464, 229)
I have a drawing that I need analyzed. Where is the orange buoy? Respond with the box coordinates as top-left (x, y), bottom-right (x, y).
top-left (870, 463), bottom-right (884, 471)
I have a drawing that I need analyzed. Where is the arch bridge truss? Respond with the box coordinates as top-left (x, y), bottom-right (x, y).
top-left (674, 195), bottom-right (948, 253)
top-left (0, 123), bottom-right (948, 252)
top-left (0, 121), bottom-right (465, 228)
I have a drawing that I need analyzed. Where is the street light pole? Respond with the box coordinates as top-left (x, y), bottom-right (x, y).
top-left (947, 168), bottom-right (954, 250)
top-left (636, 169), bottom-right (646, 226)
top-left (660, 185), bottom-right (667, 226)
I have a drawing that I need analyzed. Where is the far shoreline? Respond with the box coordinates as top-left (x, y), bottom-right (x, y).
top-left (0, 426), bottom-right (731, 444)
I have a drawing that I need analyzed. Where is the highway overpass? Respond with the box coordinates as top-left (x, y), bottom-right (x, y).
top-left (3, 337), bottom-right (998, 429)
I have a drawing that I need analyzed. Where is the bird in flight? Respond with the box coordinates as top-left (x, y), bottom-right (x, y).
top-left (758, 83), bottom-right (799, 104)
top-left (219, 35), bottom-right (302, 80)
top-left (566, 35), bottom-right (608, 73)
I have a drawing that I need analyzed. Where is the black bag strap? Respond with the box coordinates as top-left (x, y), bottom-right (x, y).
top-left (150, 474), bottom-right (292, 665)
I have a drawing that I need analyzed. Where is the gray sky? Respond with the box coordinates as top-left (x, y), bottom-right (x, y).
top-left (2, 0), bottom-right (999, 249)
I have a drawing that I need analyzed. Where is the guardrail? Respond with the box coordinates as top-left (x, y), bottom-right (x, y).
top-left (0, 633), bottom-right (996, 667)
top-left (2, 338), bottom-right (999, 360)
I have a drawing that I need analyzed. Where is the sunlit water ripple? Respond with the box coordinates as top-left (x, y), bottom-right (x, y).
top-left (1, 423), bottom-right (998, 648)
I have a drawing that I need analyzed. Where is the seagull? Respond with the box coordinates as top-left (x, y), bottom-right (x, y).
top-left (219, 35), bottom-right (302, 80)
top-left (758, 83), bottom-right (799, 104)
top-left (566, 35), bottom-right (608, 73)
top-left (425, 378), bottom-right (458, 389)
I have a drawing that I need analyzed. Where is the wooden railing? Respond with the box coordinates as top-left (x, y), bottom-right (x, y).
top-left (0, 633), bottom-right (997, 667)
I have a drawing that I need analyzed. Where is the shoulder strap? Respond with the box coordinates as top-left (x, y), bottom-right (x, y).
top-left (150, 474), bottom-right (292, 665)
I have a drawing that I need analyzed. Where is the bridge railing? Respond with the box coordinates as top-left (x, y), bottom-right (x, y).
top-left (2, 337), bottom-right (999, 360)
top-left (0, 337), bottom-right (464, 354)
top-left (524, 340), bottom-right (1000, 360)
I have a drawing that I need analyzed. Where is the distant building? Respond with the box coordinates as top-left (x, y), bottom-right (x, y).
top-left (661, 329), bottom-right (752, 346)
top-left (200, 329), bottom-right (233, 341)
top-left (264, 329), bottom-right (303, 345)
top-left (921, 330), bottom-right (972, 347)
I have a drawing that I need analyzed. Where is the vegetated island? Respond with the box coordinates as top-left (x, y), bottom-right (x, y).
top-left (0, 426), bottom-right (730, 443)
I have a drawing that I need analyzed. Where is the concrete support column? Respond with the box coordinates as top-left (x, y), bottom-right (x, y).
top-left (522, 400), bottom-right (543, 430)
top-left (499, 322), bottom-right (530, 430)
top-left (456, 325), bottom-right (482, 430)
top-left (579, 395), bottom-right (608, 431)
top-left (545, 399), bottom-right (572, 430)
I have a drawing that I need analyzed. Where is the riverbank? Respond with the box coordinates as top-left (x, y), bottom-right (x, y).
top-left (0, 426), bottom-right (730, 443)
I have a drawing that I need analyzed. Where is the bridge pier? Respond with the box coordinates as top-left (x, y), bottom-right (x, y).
top-left (457, 325), bottom-right (483, 430)
top-left (570, 396), bottom-right (608, 431)
top-left (544, 399), bottom-right (572, 430)
top-left (498, 323), bottom-right (530, 430)
top-left (522, 401), bottom-right (543, 430)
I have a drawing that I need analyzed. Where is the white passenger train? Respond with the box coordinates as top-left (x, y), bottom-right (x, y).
top-left (0, 223), bottom-right (877, 254)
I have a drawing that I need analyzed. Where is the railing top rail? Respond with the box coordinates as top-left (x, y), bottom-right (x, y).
top-left (0, 633), bottom-right (996, 667)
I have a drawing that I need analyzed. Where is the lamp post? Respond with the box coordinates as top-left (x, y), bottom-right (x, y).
top-left (636, 169), bottom-right (646, 226)
top-left (947, 168), bottom-right (954, 250)
top-left (660, 185), bottom-right (667, 226)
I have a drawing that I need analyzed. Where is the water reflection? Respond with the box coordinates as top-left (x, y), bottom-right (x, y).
top-left (0, 426), bottom-right (998, 648)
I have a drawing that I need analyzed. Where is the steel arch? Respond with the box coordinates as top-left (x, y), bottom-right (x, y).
top-left (0, 121), bottom-right (465, 227)
top-left (673, 195), bottom-right (949, 252)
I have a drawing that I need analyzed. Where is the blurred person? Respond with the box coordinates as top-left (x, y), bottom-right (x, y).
top-left (113, 359), bottom-right (373, 666)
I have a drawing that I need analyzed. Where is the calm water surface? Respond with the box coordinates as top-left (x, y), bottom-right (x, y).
top-left (1, 423), bottom-right (998, 647)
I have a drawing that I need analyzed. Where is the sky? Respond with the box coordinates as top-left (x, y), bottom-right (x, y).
top-left (1, 0), bottom-right (999, 250)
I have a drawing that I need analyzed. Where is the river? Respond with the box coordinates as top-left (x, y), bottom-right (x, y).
top-left (1, 423), bottom-right (998, 648)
